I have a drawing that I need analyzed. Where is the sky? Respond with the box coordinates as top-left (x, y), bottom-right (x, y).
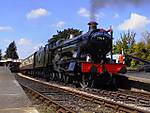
top-left (0, 0), bottom-right (150, 59)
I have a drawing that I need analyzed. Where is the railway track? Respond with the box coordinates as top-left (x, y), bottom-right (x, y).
top-left (16, 74), bottom-right (114, 113)
top-left (21, 84), bottom-right (75, 113)
top-left (15, 73), bottom-right (150, 113)
top-left (118, 88), bottom-right (150, 102)
top-left (86, 88), bottom-right (150, 108)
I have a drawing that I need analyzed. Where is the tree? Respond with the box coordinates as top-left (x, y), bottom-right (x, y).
top-left (48, 28), bottom-right (82, 43)
top-left (5, 41), bottom-right (19, 59)
top-left (141, 31), bottom-right (150, 61)
top-left (130, 42), bottom-right (146, 67)
top-left (118, 31), bottom-right (150, 67)
top-left (115, 31), bottom-right (136, 55)
top-left (112, 44), bottom-right (116, 54)
top-left (0, 49), bottom-right (2, 60)
top-left (115, 31), bottom-right (136, 66)
top-left (141, 31), bottom-right (150, 46)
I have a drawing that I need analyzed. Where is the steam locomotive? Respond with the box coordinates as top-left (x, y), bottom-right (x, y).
top-left (20, 22), bottom-right (127, 88)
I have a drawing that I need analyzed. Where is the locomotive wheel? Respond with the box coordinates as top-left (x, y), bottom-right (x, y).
top-left (61, 73), bottom-right (66, 82)
top-left (58, 72), bottom-right (64, 82)
top-left (80, 74), bottom-right (93, 88)
top-left (64, 75), bottom-right (69, 84)
top-left (63, 74), bottom-right (73, 84)
top-left (49, 72), bottom-right (55, 81)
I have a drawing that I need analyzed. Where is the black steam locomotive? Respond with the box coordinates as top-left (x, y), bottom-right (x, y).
top-left (20, 22), bottom-right (126, 88)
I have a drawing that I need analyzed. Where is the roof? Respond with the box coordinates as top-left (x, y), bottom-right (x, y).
top-left (0, 59), bottom-right (22, 63)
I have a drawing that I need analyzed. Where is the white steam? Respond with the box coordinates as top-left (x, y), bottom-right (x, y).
top-left (90, 0), bottom-right (149, 21)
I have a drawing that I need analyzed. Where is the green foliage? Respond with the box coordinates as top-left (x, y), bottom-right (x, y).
top-left (0, 49), bottom-right (2, 60)
top-left (115, 31), bottom-right (136, 66)
top-left (4, 41), bottom-right (19, 59)
top-left (141, 31), bottom-right (150, 61)
top-left (141, 31), bottom-right (150, 48)
top-left (115, 30), bottom-right (150, 67)
top-left (112, 44), bottom-right (117, 54)
top-left (130, 60), bottom-right (136, 68)
top-left (115, 30), bottom-right (136, 55)
top-left (134, 31), bottom-right (150, 61)
top-left (130, 42), bottom-right (145, 66)
top-left (48, 28), bottom-right (82, 43)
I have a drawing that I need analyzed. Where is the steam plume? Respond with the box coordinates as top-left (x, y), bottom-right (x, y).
top-left (90, 0), bottom-right (149, 21)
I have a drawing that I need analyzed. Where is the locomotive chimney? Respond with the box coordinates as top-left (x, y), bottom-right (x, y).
top-left (88, 21), bottom-right (98, 31)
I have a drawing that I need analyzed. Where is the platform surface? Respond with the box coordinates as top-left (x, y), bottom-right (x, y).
top-left (0, 66), bottom-right (38, 113)
top-left (125, 72), bottom-right (150, 84)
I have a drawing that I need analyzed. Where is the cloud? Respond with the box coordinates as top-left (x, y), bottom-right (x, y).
top-left (26, 8), bottom-right (49, 19)
top-left (16, 38), bottom-right (44, 58)
top-left (0, 26), bottom-right (13, 32)
top-left (78, 7), bottom-right (90, 17)
top-left (0, 38), bottom-right (44, 58)
top-left (3, 39), bottom-right (12, 44)
top-left (52, 21), bottom-right (65, 29)
top-left (118, 13), bottom-right (150, 31)
top-left (113, 13), bottom-right (119, 19)
top-left (33, 43), bottom-right (44, 51)
top-left (56, 21), bottom-right (65, 28)
top-left (22, 42), bottom-right (44, 58)
top-left (18, 38), bottom-right (32, 45)
top-left (77, 7), bottom-right (104, 19)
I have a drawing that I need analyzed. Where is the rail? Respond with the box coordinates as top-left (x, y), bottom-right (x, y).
top-left (16, 73), bottom-right (150, 113)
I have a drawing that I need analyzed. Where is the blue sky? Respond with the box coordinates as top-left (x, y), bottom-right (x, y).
top-left (0, 0), bottom-right (150, 58)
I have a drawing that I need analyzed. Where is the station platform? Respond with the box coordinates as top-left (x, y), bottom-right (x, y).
top-left (0, 66), bottom-right (38, 113)
top-left (125, 72), bottom-right (150, 84)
